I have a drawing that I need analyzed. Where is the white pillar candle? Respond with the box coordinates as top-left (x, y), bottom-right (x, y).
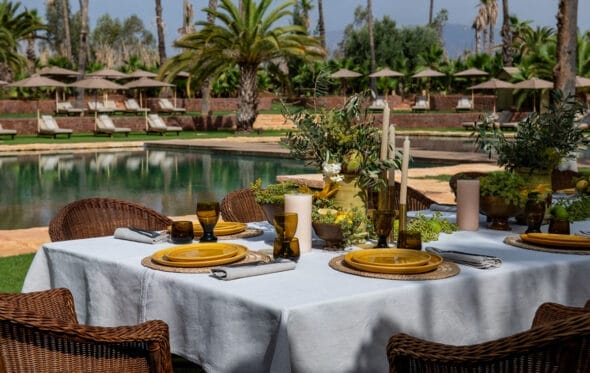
top-left (387, 124), bottom-right (396, 186)
top-left (456, 180), bottom-right (480, 231)
top-left (380, 103), bottom-right (390, 160)
top-left (284, 194), bottom-right (312, 254)
top-left (399, 136), bottom-right (410, 205)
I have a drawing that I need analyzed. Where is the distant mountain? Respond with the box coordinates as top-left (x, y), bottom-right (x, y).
top-left (324, 23), bottom-right (478, 60)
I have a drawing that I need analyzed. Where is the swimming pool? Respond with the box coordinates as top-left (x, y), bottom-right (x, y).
top-left (0, 149), bottom-right (318, 230)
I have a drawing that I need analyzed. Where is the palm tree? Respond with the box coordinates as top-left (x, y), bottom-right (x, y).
top-left (201, 0), bottom-right (218, 119)
top-left (500, 0), bottom-right (512, 65)
top-left (317, 0), bottom-right (326, 51)
top-left (428, 0), bottom-right (434, 25)
top-left (484, 0), bottom-right (498, 53)
top-left (61, 0), bottom-right (72, 61)
top-left (553, 0), bottom-right (578, 96)
top-left (77, 0), bottom-right (89, 103)
top-left (472, 7), bottom-right (486, 54)
top-left (161, 0), bottom-right (325, 131)
top-left (155, 0), bottom-right (166, 64)
top-left (293, 0), bottom-right (312, 33)
top-left (367, 0), bottom-right (376, 93)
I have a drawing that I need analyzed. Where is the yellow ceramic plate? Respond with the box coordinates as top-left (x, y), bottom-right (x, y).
top-left (164, 243), bottom-right (241, 262)
top-left (193, 221), bottom-right (248, 236)
top-left (349, 249), bottom-right (431, 268)
top-left (344, 251), bottom-right (443, 274)
top-left (151, 245), bottom-right (248, 268)
top-left (520, 233), bottom-right (590, 249)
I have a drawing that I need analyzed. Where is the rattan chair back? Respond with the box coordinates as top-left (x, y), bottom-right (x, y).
top-left (0, 288), bottom-right (173, 373)
top-left (49, 198), bottom-right (173, 241)
top-left (551, 169), bottom-right (581, 191)
top-left (449, 171), bottom-right (489, 197)
top-left (387, 302), bottom-right (590, 373)
top-left (392, 181), bottom-right (437, 211)
top-left (220, 188), bottom-right (266, 222)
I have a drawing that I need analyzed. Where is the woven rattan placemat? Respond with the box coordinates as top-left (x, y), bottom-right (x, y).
top-left (194, 228), bottom-right (264, 241)
top-left (504, 236), bottom-right (590, 255)
top-left (141, 251), bottom-right (272, 273)
top-left (328, 255), bottom-right (460, 280)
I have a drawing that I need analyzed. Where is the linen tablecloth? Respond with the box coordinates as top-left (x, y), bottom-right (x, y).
top-left (23, 221), bottom-right (590, 373)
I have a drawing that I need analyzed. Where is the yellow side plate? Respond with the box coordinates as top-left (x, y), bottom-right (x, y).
top-left (193, 221), bottom-right (248, 236)
top-left (344, 251), bottom-right (443, 274)
top-left (165, 243), bottom-right (241, 262)
top-left (151, 245), bottom-right (248, 268)
top-left (350, 249), bottom-right (431, 267)
top-left (520, 233), bottom-right (590, 249)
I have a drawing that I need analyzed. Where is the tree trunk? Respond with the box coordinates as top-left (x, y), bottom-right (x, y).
top-left (26, 38), bottom-right (36, 74)
top-left (554, 0), bottom-right (578, 97)
top-left (77, 0), bottom-right (89, 105)
top-left (155, 0), bottom-right (167, 64)
top-left (201, 0), bottom-right (217, 124)
top-left (62, 0), bottom-right (72, 62)
top-left (500, 0), bottom-right (512, 66)
top-left (236, 64), bottom-right (259, 132)
top-left (429, 0), bottom-right (434, 25)
top-left (317, 0), bottom-right (326, 51)
top-left (367, 0), bottom-right (376, 93)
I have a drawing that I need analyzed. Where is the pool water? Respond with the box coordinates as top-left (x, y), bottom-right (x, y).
top-left (0, 149), bottom-right (318, 229)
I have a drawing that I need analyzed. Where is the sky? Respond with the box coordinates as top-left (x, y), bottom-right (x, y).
top-left (20, 0), bottom-right (590, 55)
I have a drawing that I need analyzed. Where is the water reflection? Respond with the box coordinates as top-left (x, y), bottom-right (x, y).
top-left (0, 149), bottom-right (316, 229)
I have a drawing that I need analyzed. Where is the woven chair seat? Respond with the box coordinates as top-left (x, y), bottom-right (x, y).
top-left (49, 197), bottom-right (173, 241)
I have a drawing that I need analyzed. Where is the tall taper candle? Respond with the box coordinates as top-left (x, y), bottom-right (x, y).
top-left (284, 194), bottom-right (312, 254)
top-left (387, 124), bottom-right (396, 186)
top-left (400, 136), bottom-right (410, 205)
top-left (380, 103), bottom-right (390, 160)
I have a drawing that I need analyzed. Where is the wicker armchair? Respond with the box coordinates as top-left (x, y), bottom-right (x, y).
top-left (387, 302), bottom-right (590, 373)
top-left (49, 197), bottom-right (173, 241)
top-left (220, 188), bottom-right (266, 222)
top-left (532, 300), bottom-right (590, 327)
top-left (393, 181), bottom-right (437, 211)
top-left (0, 288), bottom-right (173, 373)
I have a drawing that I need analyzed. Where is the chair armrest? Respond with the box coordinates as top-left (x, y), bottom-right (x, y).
top-left (532, 301), bottom-right (590, 327)
top-left (0, 288), bottom-right (77, 323)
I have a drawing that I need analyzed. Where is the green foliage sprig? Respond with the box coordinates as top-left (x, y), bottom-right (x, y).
top-left (406, 212), bottom-right (459, 243)
top-left (480, 171), bottom-right (527, 208)
top-left (281, 93), bottom-right (398, 191)
top-left (250, 178), bottom-right (300, 204)
top-left (473, 91), bottom-right (588, 172)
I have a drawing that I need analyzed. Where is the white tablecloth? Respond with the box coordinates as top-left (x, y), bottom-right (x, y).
top-left (22, 221), bottom-right (590, 373)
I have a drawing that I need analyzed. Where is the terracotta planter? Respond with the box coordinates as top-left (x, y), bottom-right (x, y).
top-left (479, 195), bottom-right (521, 231)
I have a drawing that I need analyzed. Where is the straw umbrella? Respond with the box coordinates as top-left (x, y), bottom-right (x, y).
top-left (368, 68), bottom-right (404, 98)
top-left (38, 66), bottom-right (80, 102)
top-left (411, 68), bottom-right (445, 106)
top-left (330, 68), bottom-right (362, 95)
top-left (469, 78), bottom-right (515, 112)
top-left (124, 77), bottom-right (174, 108)
top-left (6, 75), bottom-right (67, 123)
top-left (453, 68), bottom-right (488, 109)
top-left (88, 68), bottom-right (130, 80)
top-left (513, 78), bottom-right (553, 112)
top-left (126, 69), bottom-right (158, 79)
top-left (69, 77), bottom-right (126, 130)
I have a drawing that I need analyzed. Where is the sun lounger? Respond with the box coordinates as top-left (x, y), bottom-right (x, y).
top-left (56, 101), bottom-right (86, 116)
top-left (95, 115), bottom-right (131, 137)
top-left (124, 99), bottom-right (150, 115)
top-left (88, 101), bottom-right (115, 113)
top-left (0, 124), bottom-right (16, 139)
top-left (158, 98), bottom-right (186, 114)
top-left (411, 96), bottom-right (429, 112)
top-left (455, 96), bottom-right (472, 111)
top-left (146, 114), bottom-right (182, 135)
top-left (576, 111), bottom-right (590, 130)
top-left (500, 112), bottom-right (533, 130)
top-left (103, 100), bottom-right (126, 114)
top-left (38, 115), bottom-right (72, 138)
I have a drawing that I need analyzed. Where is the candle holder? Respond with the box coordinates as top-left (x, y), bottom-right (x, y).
top-left (398, 204), bottom-right (408, 234)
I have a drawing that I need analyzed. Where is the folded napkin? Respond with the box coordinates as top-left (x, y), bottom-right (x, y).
top-left (210, 260), bottom-right (296, 280)
top-left (429, 203), bottom-right (458, 212)
top-left (425, 246), bottom-right (501, 269)
top-left (114, 227), bottom-right (168, 244)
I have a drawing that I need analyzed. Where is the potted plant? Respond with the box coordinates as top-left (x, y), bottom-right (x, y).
top-left (250, 179), bottom-right (301, 224)
top-left (479, 171), bottom-right (527, 230)
top-left (282, 94), bottom-right (398, 213)
top-left (473, 90), bottom-right (589, 186)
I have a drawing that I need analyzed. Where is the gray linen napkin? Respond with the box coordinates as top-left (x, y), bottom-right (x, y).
top-left (211, 260), bottom-right (296, 280)
top-left (425, 246), bottom-right (501, 269)
top-left (114, 227), bottom-right (168, 244)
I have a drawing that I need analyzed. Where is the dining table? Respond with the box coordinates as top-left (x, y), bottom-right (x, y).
top-left (22, 218), bottom-right (590, 373)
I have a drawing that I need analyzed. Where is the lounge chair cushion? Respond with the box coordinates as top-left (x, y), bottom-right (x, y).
top-left (41, 115), bottom-right (58, 130)
top-left (160, 99), bottom-right (174, 110)
top-left (148, 114), bottom-right (167, 129)
top-left (98, 115), bottom-right (115, 129)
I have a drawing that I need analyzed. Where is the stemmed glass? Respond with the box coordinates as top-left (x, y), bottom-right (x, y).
top-left (273, 212), bottom-right (300, 260)
top-left (196, 193), bottom-right (220, 242)
top-left (373, 210), bottom-right (395, 248)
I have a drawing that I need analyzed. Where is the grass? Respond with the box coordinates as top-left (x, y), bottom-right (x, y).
top-left (413, 174), bottom-right (452, 182)
top-left (0, 253), bottom-right (34, 293)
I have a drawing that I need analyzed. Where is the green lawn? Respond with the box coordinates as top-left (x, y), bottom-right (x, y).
top-left (0, 253), bottom-right (34, 293)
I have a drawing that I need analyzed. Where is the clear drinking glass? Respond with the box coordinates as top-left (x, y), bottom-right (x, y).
top-left (273, 212), bottom-right (300, 260)
top-left (196, 193), bottom-right (220, 242)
